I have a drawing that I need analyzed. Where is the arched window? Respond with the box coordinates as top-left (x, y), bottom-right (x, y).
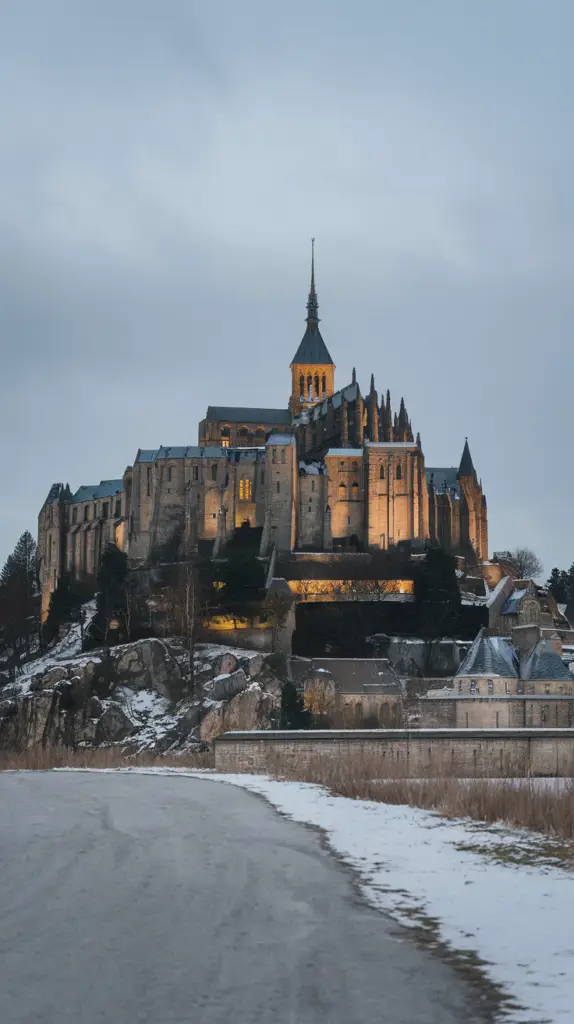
top-left (488, 679), bottom-right (494, 695)
top-left (255, 426), bottom-right (265, 439)
top-left (239, 478), bottom-right (252, 501)
top-left (338, 481), bottom-right (347, 498)
top-left (168, 465), bottom-right (175, 482)
top-left (380, 464), bottom-right (385, 480)
top-left (281, 449), bottom-right (286, 464)
top-left (211, 464), bottom-right (217, 481)
top-left (396, 463), bottom-right (402, 481)
top-left (299, 375), bottom-right (305, 397)
top-left (352, 460), bottom-right (358, 470)
top-left (322, 374), bottom-right (326, 397)
top-left (307, 375), bottom-right (312, 400)
top-left (221, 425), bottom-right (230, 448)
top-left (352, 481), bottom-right (359, 499)
top-left (314, 374), bottom-right (320, 397)
top-left (272, 449), bottom-right (277, 463)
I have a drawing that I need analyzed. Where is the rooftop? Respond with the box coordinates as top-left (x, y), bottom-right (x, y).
top-left (204, 406), bottom-right (291, 425)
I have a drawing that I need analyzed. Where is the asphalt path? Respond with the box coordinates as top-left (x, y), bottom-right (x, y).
top-left (0, 772), bottom-right (490, 1023)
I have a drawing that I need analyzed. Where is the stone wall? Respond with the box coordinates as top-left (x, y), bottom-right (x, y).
top-left (214, 728), bottom-right (574, 778)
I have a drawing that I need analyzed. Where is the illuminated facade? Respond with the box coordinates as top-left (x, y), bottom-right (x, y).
top-left (37, 249), bottom-right (488, 617)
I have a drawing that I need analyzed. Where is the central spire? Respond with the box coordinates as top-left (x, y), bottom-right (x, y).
top-left (306, 237), bottom-right (319, 324)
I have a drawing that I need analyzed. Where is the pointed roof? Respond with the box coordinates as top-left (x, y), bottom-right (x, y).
top-left (291, 239), bottom-right (334, 367)
top-left (458, 438), bottom-right (476, 479)
top-left (456, 628), bottom-right (519, 677)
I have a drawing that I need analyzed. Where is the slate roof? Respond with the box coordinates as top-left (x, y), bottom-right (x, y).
top-left (291, 323), bottom-right (334, 366)
top-left (426, 467), bottom-right (460, 496)
top-left (522, 640), bottom-right (572, 681)
top-left (134, 447), bottom-right (229, 463)
top-left (457, 630), bottom-right (572, 681)
top-left (288, 657), bottom-right (403, 695)
top-left (204, 406), bottom-right (291, 425)
top-left (501, 589), bottom-right (529, 615)
top-left (456, 630), bottom-right (519, 677)
top-left (72, 480), bottom-right (123, 503)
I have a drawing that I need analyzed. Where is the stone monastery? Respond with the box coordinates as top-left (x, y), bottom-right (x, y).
top-left (38, 246), bottom-right (488, 617)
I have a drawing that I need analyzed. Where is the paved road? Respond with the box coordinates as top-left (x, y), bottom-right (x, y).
top-left (0, 772), bottom-right (489, 1024)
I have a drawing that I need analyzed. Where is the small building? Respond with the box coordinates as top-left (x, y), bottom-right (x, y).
top-left (421, 625), bottom-right (574, 728)
top-left (288, 656), bottom-right (404, 726)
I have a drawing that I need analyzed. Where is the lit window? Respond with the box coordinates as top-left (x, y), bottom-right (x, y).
top-left (221, 439), bottom-right (230, 448)
top-left (338, 482), bottom-right (346, 498)
top-left (352, 481), bottom-right (359, 498)
top-left (239, 478), bottom-right (252, 501)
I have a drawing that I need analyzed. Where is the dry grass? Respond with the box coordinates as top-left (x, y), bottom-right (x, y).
top-left (265, 751), bottom-right (574, 844)
top-left (0, 746), bottom-right (214, 772)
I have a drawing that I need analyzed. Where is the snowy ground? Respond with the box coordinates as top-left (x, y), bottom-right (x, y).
top-left (54, 766), bottom-right (573, 1024)
top-left (8, 600), bottom-right (99, 695)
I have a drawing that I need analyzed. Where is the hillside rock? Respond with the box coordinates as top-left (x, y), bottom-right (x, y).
top-left (0, 636), bottom-right (282, 754)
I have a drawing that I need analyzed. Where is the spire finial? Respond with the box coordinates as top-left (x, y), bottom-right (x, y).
top-left (306, 237), bottom-right (319, 324)
top-left (352, 366), bottom-right (356, 384)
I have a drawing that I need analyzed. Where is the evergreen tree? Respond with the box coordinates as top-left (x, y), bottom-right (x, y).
top-left (414, 546), bottom-right (461, 642)
top-left (43, 571), bottom-right (86, 645)
top-left (89, 544), bottom-right (130, 647)
top-left (0, 531), bottom-right (39, 671)
top-left (280, 681), bottom-right (311, 729)
top-left (547, 567), bottom-right (569, 604)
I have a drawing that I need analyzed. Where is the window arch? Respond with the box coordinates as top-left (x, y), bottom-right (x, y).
top-left (221, 425), bottom-right (230, 448)
top-left (396, 463), bottom-right (402, 480)
top-left (254, 426), bottom-right (265, 439)
top-left (314, 374), bottom-right (320, 397)
top-left (239, 478), bottom-right (252, 501)
top-left (168, 465), bottom-right (175, 482)
top-left (322, 374), bottom-right (326, 397)
top-left (281, 449), bottom-right (286, 464)
top-left (307, 375), bottom-right (312, 400)
top-left (352, 481), bottom-right (359, 499)
top-left (299, 375), bottom-right (305, 397)
top-left (379, 464), bottom-right (385, 480)
top-left (338, 481), bottom-right (347, 498)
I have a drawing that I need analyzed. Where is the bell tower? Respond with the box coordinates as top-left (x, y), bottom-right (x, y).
top-left (289, 239), bottom-right (335, 414)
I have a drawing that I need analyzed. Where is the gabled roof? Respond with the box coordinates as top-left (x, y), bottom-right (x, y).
top-left (72, 480), bottom-right (123, 503)
top-left (291, 323), bottom-right (334, 366)
top-left (287, 657), bottom-right (403, 695)
top-left (426, 467), bottom-right (460, 496)
top-left (204, 406), bottom-right (291, 425)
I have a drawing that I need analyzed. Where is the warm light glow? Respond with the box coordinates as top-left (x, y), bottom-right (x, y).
top-left (288, 578), bottom-right (414, 598)
top-left (239, 477), bottom-right (252, 501)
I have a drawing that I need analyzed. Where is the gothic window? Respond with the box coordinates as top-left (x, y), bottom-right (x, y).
top-left (193, 466), bottom-right (199, 481)
top-left (311, 479), bottom-right (315, 492)
top-left (299, 375), bottom-right (305, 397)
top-left (276, 481), bottom-right (280, 494)
top-left (238, 426), bottom-right (248, 436)
top-left (72, 507), bottom-right (77, 525)
top-left (102, 502), bottom-right (109, 518)
top-left (338, 481), bottom-right (347, 498)
top-left (168, 466), bottom-right (174, 482)
top-left (396, 463), bottom-right (402, 480)
top-left (84, 505), bottom-right (90, 522)
top-left (314, 374), bottom-right (320, 397)
top-left (307, 375), bottom-right (312, 400)
top-left (488, 679), bottom-right (493, 695)
top-left (272, 449), bottom-right (277, 463)
top-left (380, 464), bottom-right (385, 480)
top-left (239, 478), bottom-right (252, 501)
top-left (146, 467), bottom-right (151, 496)
top-left (281, 450), bottom-right (286, 464)
top-left (115, 499), bottom-right (121, 517)
top-left (255, 427), bottom-right (265, 438)
top-left (322, 374), bottom-right (326, 397)
top-left (211, 463), bottom-right (217, 481)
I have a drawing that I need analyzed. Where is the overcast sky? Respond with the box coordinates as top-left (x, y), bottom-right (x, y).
top-left (1, 1), bottom-right (572, 575)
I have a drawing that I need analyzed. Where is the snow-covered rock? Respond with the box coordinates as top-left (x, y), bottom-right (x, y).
top-left (0, 626), bottom-right (282, 753)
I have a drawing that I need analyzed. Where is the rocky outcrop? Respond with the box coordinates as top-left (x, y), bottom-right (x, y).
top-left (0, 638), bottom-right (282, 753)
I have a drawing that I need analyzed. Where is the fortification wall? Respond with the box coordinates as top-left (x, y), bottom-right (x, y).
top-left (214, 728), bottom-right (574, 778)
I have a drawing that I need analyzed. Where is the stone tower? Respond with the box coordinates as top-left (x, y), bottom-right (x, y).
top-left (289, 240), bottom-right (335, 414)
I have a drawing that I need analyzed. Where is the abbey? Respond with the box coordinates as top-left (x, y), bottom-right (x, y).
top-left (38, 250), bottom-right (488, 617)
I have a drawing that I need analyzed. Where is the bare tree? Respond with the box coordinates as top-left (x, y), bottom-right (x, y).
top-left (507, 547), bottom-right (544, 580)
top-left (264, 591), bottom-right (292, 652)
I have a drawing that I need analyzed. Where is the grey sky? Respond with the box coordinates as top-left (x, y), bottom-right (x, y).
top-left (1, 0), bottom-right (572, 574)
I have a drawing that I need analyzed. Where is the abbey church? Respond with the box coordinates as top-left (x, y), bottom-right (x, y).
top-left (37, 250), bottom-right (488, 617)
